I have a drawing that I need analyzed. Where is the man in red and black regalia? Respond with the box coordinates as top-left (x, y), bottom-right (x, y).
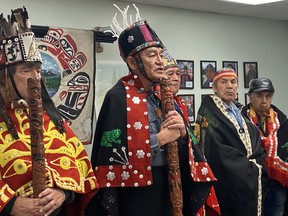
top-left (162, 49), bottom-right (220, 216)
top-left (0, 7), bottom-right (98, 216)
top-left (242, 78), bottom-right (288, 216)
top-left (86, 4), bottom-right (219, 216)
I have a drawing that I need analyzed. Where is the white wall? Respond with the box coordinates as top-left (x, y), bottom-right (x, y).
top-left (2, 0), bottom-right (288, 155)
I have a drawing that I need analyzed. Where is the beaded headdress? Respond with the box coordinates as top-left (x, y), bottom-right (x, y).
top-left (0, 7), bottom-right (64, 139)
top-left (0, 6), bottom-right (42, 69)
top-left (163, 49), bottom-right (178, 69)
top-left (105, 4), bottom-right (164, 60)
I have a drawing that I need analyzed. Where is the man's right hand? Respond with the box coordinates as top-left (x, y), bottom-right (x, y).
top-left (157, 126), bottom-right (181, 146)
top-left (10, 196), bottom-right (44, 216)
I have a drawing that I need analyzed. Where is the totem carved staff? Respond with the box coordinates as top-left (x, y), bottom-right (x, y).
top-left (27, 77), bottom-right (46, 197)
top-left (160, 78), bottom-right (183, 216)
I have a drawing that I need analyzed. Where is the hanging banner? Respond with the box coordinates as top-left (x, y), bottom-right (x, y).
top-left (37, 27), bottom-right (95, 144)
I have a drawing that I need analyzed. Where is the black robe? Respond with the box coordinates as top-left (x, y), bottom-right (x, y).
top-left (195, 95), bottom-right (268, 216)
top-left (86, 74), bottom-right (219, 216)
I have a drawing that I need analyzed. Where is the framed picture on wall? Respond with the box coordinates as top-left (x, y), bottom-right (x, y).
top-left (245, 93), bottom-right (250, 105)
top-left (244, 62), bottom-right (258, 88)
top-left (200, 60), bottom-right (217, 89)
top-left (176, 60), bottom-right (194, 89)
top-left (222, 61), bottom-right (238, 75)
top-left (178, 94), bottom-right (195, 123)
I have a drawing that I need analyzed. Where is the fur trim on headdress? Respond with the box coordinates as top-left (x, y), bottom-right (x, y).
top-left (104, 4), bottom-right (142, 38)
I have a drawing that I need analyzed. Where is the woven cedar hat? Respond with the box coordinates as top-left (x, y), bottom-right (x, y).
top-left (106, 4), bottom-right (164, 60)
top-left (0, 7), bottom-right (42, 69)
top-left (162, 49), bottom-right (178, 69)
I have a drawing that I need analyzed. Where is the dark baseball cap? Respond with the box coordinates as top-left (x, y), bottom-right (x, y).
top-left (248, 78), bottom-right (275, 94)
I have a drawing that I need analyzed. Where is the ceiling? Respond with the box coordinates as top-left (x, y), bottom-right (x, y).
top-left (118, 0), bottom-right (288, 21)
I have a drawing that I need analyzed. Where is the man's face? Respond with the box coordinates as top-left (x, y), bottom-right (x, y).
top-left (13, 62), bottom-right (41, 99)
top-left (213, 76), bottom-right (238, 105)
top-left (183, 68), bottom-right (188, 74)
top-left (139, 47), bottom-right (165, 82)
top-left (249, 91), bottom-right (273, 114)
top-left (165, 66), bottom-right (180, 95)
top-left (206, 68), bottom-right (215, 81)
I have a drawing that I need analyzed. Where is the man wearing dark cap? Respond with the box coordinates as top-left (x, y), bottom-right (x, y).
top-left (86, 5), bottom-right (188, 216)
top-left (0, 7), bottom-right (98, 216)
top-left (194, 68), bottom-right (267, 216)
top-left (242, 78), bottom-right (288, 216)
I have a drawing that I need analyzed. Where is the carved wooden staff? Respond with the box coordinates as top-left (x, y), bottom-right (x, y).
top-left (27, 77), bottom-right (46, 197)
top-left (160, 78), bottom-right (183, 216)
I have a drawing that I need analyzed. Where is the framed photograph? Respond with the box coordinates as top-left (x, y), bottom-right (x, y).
top-left (178, 94), bottom-right (195, 123)
top-left (245, 93), bottom-right (250, 105)
top-left (176, 60), bottom-right (194, 89)
top-left (244, 62), bottom-right (258, 88)
top-left (200, 60), bottom-right (217, 89)
top-left (222, 61), bottom-right (238, 76)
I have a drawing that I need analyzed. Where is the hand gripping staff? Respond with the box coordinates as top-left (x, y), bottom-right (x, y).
top-left (160, 78), bottom-right (183, 216)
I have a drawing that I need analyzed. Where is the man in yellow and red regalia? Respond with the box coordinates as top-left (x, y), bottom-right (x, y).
top-left (0, 7), bottom-right (98, 216)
